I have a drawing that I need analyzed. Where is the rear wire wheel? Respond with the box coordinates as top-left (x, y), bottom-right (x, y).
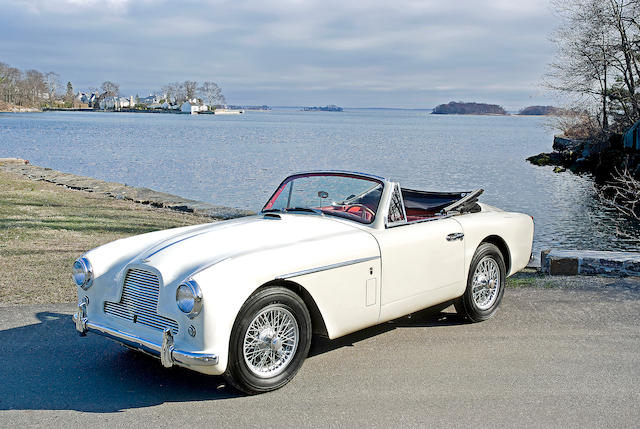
top-left (224, 287), bottom-right (312, 394)
top-left (454, 243), bottom-right (506, 323)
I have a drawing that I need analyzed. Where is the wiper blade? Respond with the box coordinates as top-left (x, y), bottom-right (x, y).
top-left (285, 207), bottom-right (321, 214)
top-left (261, 208), bottom-right (283, 213)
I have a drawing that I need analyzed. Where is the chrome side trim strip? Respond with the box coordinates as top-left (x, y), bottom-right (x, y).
top-left (73, 313), bottom-right (218, 367)
top-left (276, 256), bottom-right (380, 279)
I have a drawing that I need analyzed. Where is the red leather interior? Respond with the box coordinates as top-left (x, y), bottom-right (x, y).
top-left (405, 208), bottom-right (435, 222)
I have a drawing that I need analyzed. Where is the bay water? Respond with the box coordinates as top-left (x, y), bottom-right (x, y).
top-left (2, 109), bottom-right (638, 257)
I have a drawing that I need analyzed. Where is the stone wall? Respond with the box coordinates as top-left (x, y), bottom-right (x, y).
top-left (541, 249), bottom-right (640, 277)
top-left (0, 159), bottom-right (254, 220)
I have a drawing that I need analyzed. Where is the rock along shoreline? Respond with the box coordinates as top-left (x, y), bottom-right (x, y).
top-left (0, 158), bottom-right (254, 220)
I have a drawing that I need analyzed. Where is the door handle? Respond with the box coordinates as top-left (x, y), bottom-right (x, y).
top-left (446, 232), bottom-right (464, 241)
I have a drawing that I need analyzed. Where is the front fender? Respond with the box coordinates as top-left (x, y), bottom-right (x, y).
top-left (191, 228), bottom-right (380, 374)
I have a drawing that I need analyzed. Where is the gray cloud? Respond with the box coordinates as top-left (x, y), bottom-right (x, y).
top-left (1, 0), bottom-right (559, 109)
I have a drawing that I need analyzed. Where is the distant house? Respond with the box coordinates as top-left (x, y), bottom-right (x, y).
top-left (99, 96), bottom-right (132, 110)
top-left (161, 101), bottom-right (180, 110)
top-left (75, 92), bottom-right (97, 106)
top-left (139, 94), bottom-right (163, 106)
top-left (99, 96), bottom-right (116, 110)
top-left (181, 100), bottom-right (208, 114)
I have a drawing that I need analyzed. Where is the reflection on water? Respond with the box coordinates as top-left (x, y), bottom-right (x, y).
top-left (1, 109), bottom-right (638, 255)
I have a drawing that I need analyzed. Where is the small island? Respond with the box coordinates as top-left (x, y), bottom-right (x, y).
top-left (518, 105), bottom-right (563, 116)
top-left (432, 101), bottom-right (507, 115)
top-left (302, 105), bottom-right (343, 112)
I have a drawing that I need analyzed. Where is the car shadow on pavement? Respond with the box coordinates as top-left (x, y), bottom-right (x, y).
top-left (0, 305), bottom-right (463, 412)
top-left (309, 304), bottom-right (462, 357)
top-left (0, 311), bottom-right (240, 413)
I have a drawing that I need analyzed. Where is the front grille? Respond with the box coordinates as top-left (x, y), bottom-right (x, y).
top-left (104, 268), bottom-right (178, 334)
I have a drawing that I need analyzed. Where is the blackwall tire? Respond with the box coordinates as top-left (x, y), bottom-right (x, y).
top-left (454, 243), bottom-right (506, 323)
top-left (224, 287), bottom-right (312, 394)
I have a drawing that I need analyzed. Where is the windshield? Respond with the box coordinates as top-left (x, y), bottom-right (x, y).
top-left (263, 173), bottom-right (384, 224)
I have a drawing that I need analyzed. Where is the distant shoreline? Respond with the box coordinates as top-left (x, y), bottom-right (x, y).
top-left (1, 107), bottom-right (564, 116)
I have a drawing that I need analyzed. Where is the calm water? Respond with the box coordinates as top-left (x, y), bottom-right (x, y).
top-left (1, 109), bottom-right (639, 257)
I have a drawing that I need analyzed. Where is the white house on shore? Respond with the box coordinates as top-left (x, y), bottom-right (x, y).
top-left (138, 94), bottom-right (163, 106)
top-left (180, 100), bottom-right (208, 114)
top-left (99, 96), bottom-right (134, 110)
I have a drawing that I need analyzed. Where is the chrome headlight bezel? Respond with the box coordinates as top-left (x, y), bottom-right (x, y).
top-left (176, 280), bottom-right (203, 319)
top-left (73, 257), bottom-right (93, 290)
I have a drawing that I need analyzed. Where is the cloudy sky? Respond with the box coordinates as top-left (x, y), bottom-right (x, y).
top-left (1, 0), bottom-right (559, 109)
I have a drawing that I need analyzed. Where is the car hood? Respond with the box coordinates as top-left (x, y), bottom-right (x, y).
top-left (127, 214), bottom-right (372, 286)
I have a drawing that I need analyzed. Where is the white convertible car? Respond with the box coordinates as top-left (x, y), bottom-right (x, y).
top-left (73, 171), bottom-right (533, 394)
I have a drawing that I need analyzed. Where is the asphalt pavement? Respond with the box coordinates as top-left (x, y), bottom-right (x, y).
top-left (1, 278), bottom-right (639, 428)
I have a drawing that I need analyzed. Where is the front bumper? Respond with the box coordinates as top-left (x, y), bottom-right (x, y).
top-left (73, 303), bottom-right (218, 369)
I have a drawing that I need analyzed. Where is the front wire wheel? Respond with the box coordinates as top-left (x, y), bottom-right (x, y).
top-left (224, 287), bottom-right (312, 394)
top-left (455, 243), bottom-right (506, 322)
top-left (242, 305), bottom-right (299, 378)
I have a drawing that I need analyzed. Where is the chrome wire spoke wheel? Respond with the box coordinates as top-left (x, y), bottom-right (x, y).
top-left (471, 256), bottom-right (501, 310)
top-left (242, 305), bottom-right (299, 378)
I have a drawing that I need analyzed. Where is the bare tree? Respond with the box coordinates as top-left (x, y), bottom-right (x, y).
top-left (101, 81), bottom-right (119, 97)
top-left (183, 80), bottom-right (198, 101)
top-left (23, 69), bottom-right (46, 106)
top-left (546, 0), bottom-right (640, 136)
top-left (0, 62), bottom-right (20, 104)
top-left (546, 0), bottom-right (613, 133)
top-left (161, 81), bottom-right (188, 104)
top-left (198, 81), bottom-right (226, 107)
top-left (44, 72), bottom-right (60, 106)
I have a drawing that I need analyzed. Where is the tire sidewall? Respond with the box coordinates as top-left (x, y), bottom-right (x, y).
top-left (462, 243), bottom-right (506, 322)
top-left (225, 287), bottom-right (312, 394)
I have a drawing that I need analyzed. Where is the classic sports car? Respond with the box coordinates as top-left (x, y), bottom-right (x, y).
top-left (73, 171), bottom-right (533, 394)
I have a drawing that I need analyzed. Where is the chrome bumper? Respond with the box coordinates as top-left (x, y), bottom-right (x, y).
top-left (73, 304), bottom-right (218, 368)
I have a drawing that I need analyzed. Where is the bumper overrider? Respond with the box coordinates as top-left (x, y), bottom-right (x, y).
top-left (73, 302), bottom-right (218, 368)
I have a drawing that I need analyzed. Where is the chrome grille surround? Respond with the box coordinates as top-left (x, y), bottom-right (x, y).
top-left (104, 268), bottom-right (178, 334)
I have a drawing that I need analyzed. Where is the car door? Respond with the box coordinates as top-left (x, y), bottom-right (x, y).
top-left (371, 186), bottom-right (466, 321)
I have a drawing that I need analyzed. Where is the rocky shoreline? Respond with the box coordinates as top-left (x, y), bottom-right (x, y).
top-left (0, 158), bottom-right (254, 219)
top-left (527, 133), bottom-right (640, 181)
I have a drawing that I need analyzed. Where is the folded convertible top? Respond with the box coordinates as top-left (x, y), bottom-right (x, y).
top-left (401, 188), bottom-right (484, 214)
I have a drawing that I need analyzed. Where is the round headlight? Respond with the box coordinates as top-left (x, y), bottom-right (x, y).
top-left (72, 257), bottom-right (93, 290)
top-left (176, 280), bottom-right (202, 318)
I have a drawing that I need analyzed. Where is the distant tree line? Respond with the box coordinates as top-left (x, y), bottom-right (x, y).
top-left (160, 80), bottom-right (226, 106)
top-left (0, 61), bottom-right (61, 108)
top-left (432, 101), bottom-right (507, 115)
top-left (0, 60), bottom-right (227, 110)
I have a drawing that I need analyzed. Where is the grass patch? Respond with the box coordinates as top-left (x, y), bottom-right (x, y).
top-left (507, 269), bottom-right (564, 289)
top-left (0, 171), bottom-right (210, 304)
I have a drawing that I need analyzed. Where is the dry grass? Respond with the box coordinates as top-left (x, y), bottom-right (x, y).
top-left (0, 171), bottom-right (210, 304)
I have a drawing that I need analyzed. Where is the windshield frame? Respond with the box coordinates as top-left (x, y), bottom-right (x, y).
top-left (262, 172), bottom-right (386, 224)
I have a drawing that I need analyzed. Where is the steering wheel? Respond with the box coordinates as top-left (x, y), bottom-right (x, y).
top-left (344, 204), bottom-right (375, 220)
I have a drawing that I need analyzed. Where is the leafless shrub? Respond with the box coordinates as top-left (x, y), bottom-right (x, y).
top-left (546, 107), bottom-right (603, 139)
top-left (597, 165), bottom-right (640, 220)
